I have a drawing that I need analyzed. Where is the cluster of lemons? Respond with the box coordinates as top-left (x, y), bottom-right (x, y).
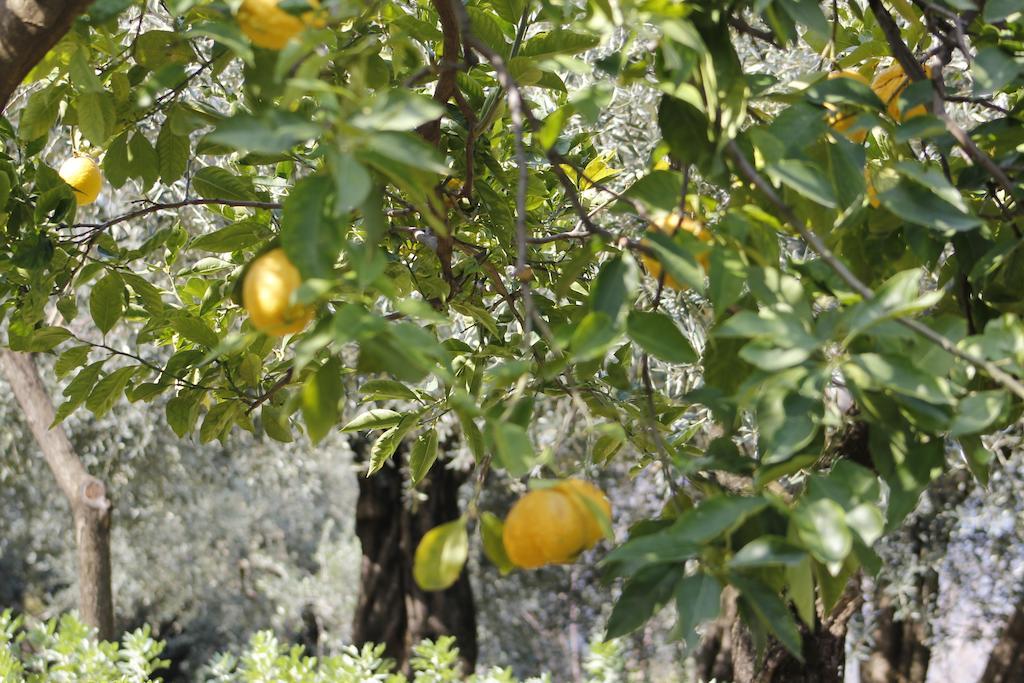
top-left (502, 479), bottom-right (612, 569)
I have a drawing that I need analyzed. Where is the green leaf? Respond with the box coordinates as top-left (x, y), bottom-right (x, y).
top-left (18, 85), bottom-right (64, 142)
top-left (127, 132), bottom-right (160, 191)
top-left (950, 390), bottom-right (1008, 437)
top-left (360, 132), bottom-right (449, 175)
top-left (626, 310), bottom-right (697, 364)
top-left (55, 345), bottom-right (91, 378)
top-left (792, 498), bottom-right (851, 568)
top-left (644, 230), bottom-right (705, 293)
top-left (606, 564), bottom-right (681, 639)
top-left (328, 151), bottom-right (371, 215)
top-left (199, 401), bottom-right (238, 443)
top-left (171, 315), bottom-right (219, 348)
top-left (85, 366), bottom-right (137, 418)
top-left (844, 353), bottom-right (956, 405)
top-left (350, 90), bottom-right (445, 131)
top-left (157, 123), bottom-right (190, 184)
top-left (53, 361), bottom-right (105, 425)
top-left (570, 311), bottom-right (621, 361)
top-left (192, 166), bottom-right (257, 202)
top-left (409, 428), bottom-right (440, 486)
top-left (166, 390), bottom-right (202, 437)
top-left (671, 495), bottom-right (768, 544)
top-left (262, 404), bottom-right (294, 443)
top-left (841, 269), bottom-right (944, 342)
top-left (413, 517), bottom-right (469, 591)
top-left (787, 557), bottom-right (816, 628)
top-left (301, 357), bottom-right (343, 444)
top-left (342, 409), bottom-right (404, 432)
top-left (89, 273), bottom-right (125, 335)
top-left (191, 219), bottom-right (271, 252)
top-left (972, 46), bottom-right (1023, 95)
top-left (731, 574), bottom-right (804, 661)
top-left (590, 255), bottom-right (635, 321)
top-left (487, 421), bottom-right (535, 477)
top-left (520, 31), bottom-right (600, 58)
top-left (674, 573), bottom-right (722, 647)
top-left (281, 175), bottom-right (341, 279)
top-left (359, 379), bottom-right (420, 402)
top-left (77, 91), bottom-right (116, 145)
top-left (622, 171), bottom-right (685, 214)
top-left (480, 511), bottom-right (514, 575)
top-left (878, 168), bottom-right (982, 232)
top-left (367, 413), bottom-right (419, 474)
top-left (767, 159), bottom-right (837, 208)
top-left (206, 111), bottom-right (324, 154)
top-left (730, 536), bottom-right (806, 569)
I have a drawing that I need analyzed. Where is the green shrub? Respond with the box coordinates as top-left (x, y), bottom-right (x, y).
top-left (1, 611), bottom-right (631, 682)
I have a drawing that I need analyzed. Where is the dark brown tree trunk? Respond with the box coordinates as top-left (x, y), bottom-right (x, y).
top-left (352, 441), bottom-right (476, 674)
top-left (979, 601), bottom-right (1024, 683)
top-left (0, 0), bottom-right (95, 113)
top-left (0, 350), bottom-right (114, 641)
top-left (694, 582), bottom-right (862, 683)
top-left (860, 470), bottom-right (970, 683)
top-left (860, 589), bottom-right (933, 683)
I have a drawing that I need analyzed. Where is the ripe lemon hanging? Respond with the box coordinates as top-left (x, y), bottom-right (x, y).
top-left (554, 479), bottom-right (612, 547)
top-left (641, 212), bottom-right (712, 291)
top-left (236, 0), bottom-right (324, 50)
top-left (502, 479), bottom-right (612, 569)
top-left (825, 70), bottom-right (870, 144)
top-left (58, 157), bottom-right (103, 206)
top-left (871, 61), bottom-right (932, 122)
top-left (242, 248), bottom-right (314, 336)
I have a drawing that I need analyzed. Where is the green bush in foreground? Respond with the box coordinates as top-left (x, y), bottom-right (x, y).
top-left (1, 610), bottom-right (646, 682)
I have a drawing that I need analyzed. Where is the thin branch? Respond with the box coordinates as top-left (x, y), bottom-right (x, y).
top-left (726, 14), bottom-right (779, 47)
top-left (71, 197), bottom-right (282, 233)
top-left (725, 140), bottom-right (1024, 402)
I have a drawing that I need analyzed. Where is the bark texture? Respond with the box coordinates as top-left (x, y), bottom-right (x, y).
top-left (0, 350), bottom-right (114, 640)
top-left (695, 582), bottom-right (862, 683)
top-left (352, 441), bottom-right (476, 674)
top-left (979, 601), bottom-right (1024, 683)
top-left (0, 0), bottom-right (94, 113)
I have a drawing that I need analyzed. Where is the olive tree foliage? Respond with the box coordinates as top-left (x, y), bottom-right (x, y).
top-left (3, 0), bottom-right (1024, 667)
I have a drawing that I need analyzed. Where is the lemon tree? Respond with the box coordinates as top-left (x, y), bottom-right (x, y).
top-left (2, 0), bottom-right (1024, 674)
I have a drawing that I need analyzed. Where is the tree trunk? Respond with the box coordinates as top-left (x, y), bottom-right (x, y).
top-left (860, 470), bottom-right (970, 683)
top-left (694, 581), bottom-right (862, 683)
top-left (352, 440), bottom-right (476, 674)
top-left (0, 350), bottom-right (114, 640)
top-left (0, 0), bottom-right (95, 113)
top-left (979, 601), bottom-right (1024, 683)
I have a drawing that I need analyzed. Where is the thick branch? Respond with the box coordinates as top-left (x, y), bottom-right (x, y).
top-left (0, 349), bottom-right (114, 640)
top-left (0, 0), bottom-right (95, 113)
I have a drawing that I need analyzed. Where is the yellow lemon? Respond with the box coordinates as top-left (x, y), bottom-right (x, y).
top-left (865, 166), bottom-right (880, 208)
top-left (442, 178), bottom-right (463, 209)
top-left (825, 70), bottom-right (870, 144)
top-left (242, 248), bottom-right (314, 336)
top-left (640, 212), bottom-right (712, 290)
top-left (236, 0), bottom-right (323, 50)
top-left (871, 61), bottom-right (932, 121)
top-left (502, 480), bottom-right (611, 569)
top-left (554, 479), bottom-right (612, 547)
top-left (58, 157), bottom-right (103, 205)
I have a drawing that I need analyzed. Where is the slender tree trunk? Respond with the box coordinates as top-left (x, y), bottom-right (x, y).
top-left (0, 350), bottom-right (114, 640)
top-left (352, 440), bottom-right (476, 674)
top-left (979, 601), bottom-right (1024, 683)
top-left (0, 0), bottom-right (95, 112)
